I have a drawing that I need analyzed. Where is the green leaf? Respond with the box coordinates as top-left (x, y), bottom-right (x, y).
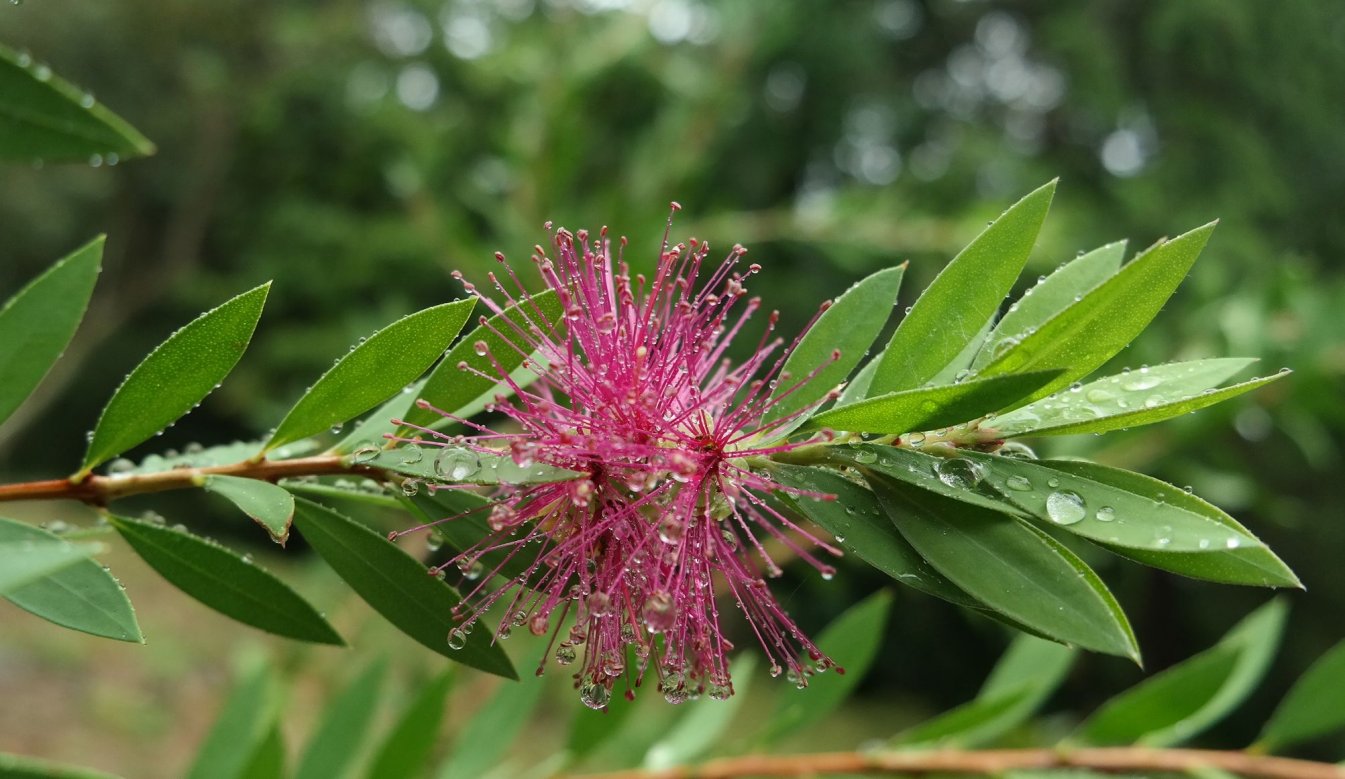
top-left (763, 590), bottom-right (892, 742)
top-left (1078, 599), bottom-right (1286, 747)
top-left (202, 475), bottom-right (296, 546)
top-left (836, 351), bottom-right (883, 407)
top-left (401, 289), bottom-right (562, 432)
top-left (0, 753), bottom-right (125, 779)
top-left (0, 237), bottom-right (102, 428)
top-left (644, 655), bottom-right (756, 769)
top-left (0, 517), bottom-right (142, 642)
top-left (0, 539), bottom-right (104, 595)
top-left (807, 370), bottom-right (1063, 434)
top-left (238, 727), bottom-right (286, 779)
top-left (975, 240), bottom-right (1127, 369)
top-left (1258, 640), bottom-right (1345, 752)
top-left (283, 481), bottom-right (400, 510)
top-left (106, 514), bottom-right (342, 644)
top-left (1037, 460), bottom-right (1299, 588)
top-left (266, 299), bottom-right (476, 451)
top-left (399, 489), bottom-right (539, 583)
top-left (123, 439), bottom-right (316, 475)
top-left (0, 44), bottom-right (155, 161)
top-left (188, 659), bottom-right (279, 779)
top-left (330, 379), bottom-right (425, 455)
top-left (79, 283), bottom-right (270, 475)
top-left (763, 266), bottom-right (905, 433)
top-left (897, 635), bottom-right (1075, 748)
top-left (363, 446), bottom-right (580, 486)
top-left (822, 445), bottom-right (1029, 518)
top-left (294, 660), bottom-right (387, 779)
top-left (437, 679), bottom-right (545, 779)
top-left (872, 476), bottom-right (1138, 660)
top-left (365, 671), bottom-right (453, 779)
top-left (990, 359), bottom-right (1282, 437)
top-left (927, 314), bottom-right (995, 386)
top-left (566, 690), bottom-right (639, 765)
top-left (964, 451), bottom-right (1254, 553)
top-left (980, 223), bottom-right (1217, 406)
top-left (870, 181), bottom-right (1056, 395)
top-left (771, 464), bottom-right (983, 609)
top-left (290, 498), bottom-right (516, 679)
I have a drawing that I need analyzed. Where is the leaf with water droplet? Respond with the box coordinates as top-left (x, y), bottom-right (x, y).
top-left (266, 299), bottom-right (475, 451)
top-left (202, 474), bottom-right (295, 545)
top-left (0, 538), bottom-right (105, 595)
top-left (824, 445), bottom-right (1028, 517)
top-left (0, 517), bottom-right (142, 643)
top-left (0, 43), bottom-right (155, 161)
top-left (365, 446), bottom-right (579, 486)
top-left (871, 180), bottom-right (1057, 395)
top-left (979, 223), bottom-right (1217, 407)
top-left (290, 498), bottom-right (515, 678)
top-left (78, 283), bottom-right (271, 476)
top-left (0, 236), bottom-right (102, 429)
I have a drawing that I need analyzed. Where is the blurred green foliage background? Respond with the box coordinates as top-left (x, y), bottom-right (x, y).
top-left (1, 0), bottom-right (1343, 775)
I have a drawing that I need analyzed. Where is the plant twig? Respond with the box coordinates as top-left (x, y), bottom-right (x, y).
top-left (561, 747), bottom-right (1345, 779)
top-left (0, 455), bottom-right (375, 506)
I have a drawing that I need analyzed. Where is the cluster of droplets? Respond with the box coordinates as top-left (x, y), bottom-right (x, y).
top-left (387, 210), bottom-right (846, 707)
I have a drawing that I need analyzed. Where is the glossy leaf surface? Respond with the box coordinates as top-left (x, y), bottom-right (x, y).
top-left (0, 539), bottom-right (103, 595)
top-left (364, 446), bottom-right (578, 486)
top-left (808, 370), bottom-right (1062, 434)
top-left (203, 475), bottom-right (295, 545)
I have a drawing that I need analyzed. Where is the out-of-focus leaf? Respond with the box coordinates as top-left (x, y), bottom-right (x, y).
top-left (763, 590), bottom-right (892, 742)
top-left (870, 181), bottom-right (1056, 395)
top-left (0, 540), bottom-right (103, 595)
top-left (771, 464), bottom-right (982, 608)
top-left (401, 290), bottom-right (561, 432)
top-left (763, 265), bottom-right (905, 433)
top-left (644, 655), bottom-right (756, 769)
top-left (0, 517), bottom-right (141, 642)
top-left (0, 44), bottom-right (155, 161)
top-left (122, 439), bottom-right (316, 475)
top-left (990, 360), bottom-right (1284, 438)
top-left (365, 671), bottom-right (453, 779)
top-left (807, 370), bottom-right (1062, 434)
top-left (79, 283), bottom-right (270, 475)
top-left (238, 727), bottom-right (285, 779)
top-left (1038, 461), bottom-right (1299, 588)
top-left (106, 515), bottom-right (342, 644)
top-left (187, 660), bottom-right (279, 779)
top-left (364, 446), bottom-right (579, 486)
top-left (0, 753), bottom-right (125, 779)
top-left (873, 476), bottom-right (1138, 660)
top-left (965, 451), bottom-right (1254, 552)
top-left (437, 679), bottom-right (545, 779)
top-left (290, 498), bottom-right (516, 679)
top-left (976, 240), bottom-right (1127, 369)
top-left (567, 690), bottom-right (639, 766)
top-left (266, 300), bottom-right (475, 451)
top-left (1257, 640), bottom-right (1345, 752)
top-left (1078, 599), bottom-right (1286, 746)
top-left (979, 223), bottom-right (1216, 406)
top-left (331, 380), bottom-right (424, 455)
top-left (0, 237), bottom-right (102, 428)
top-left (294, 660), bottom-right (387, 779)
top-left (202, 475), bottom-right (295, 546)
top-left (823, 445), bottom-right (1028, 517)
top-left (897, 635), bottom-right (1075, 748)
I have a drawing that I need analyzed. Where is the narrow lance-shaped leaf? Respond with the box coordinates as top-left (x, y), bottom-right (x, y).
top-left (763, 590), bottom-right (892, 742)
top-left (0, 752), bottom-right (126, 779)
top-left (1036, 460), bottom-right (1299, 589)
top-left (188, 659), bottom-right (280, 779)
top-left (238, 727), bottom-right (286, 779)
top-left (1257, 640), bottom-right (1345, 753)
top-left (330, 379), bottom-right (425, 455)
top-left (762, 265), bottom-right (905, 434)
top-left (437, 678), bottom-right (546, 779)
top-left (365, 671), bottom-right (454, 779)
top-left (873, 475), bottom-right (1138, 660)
top-left (202, 475), bottom-right (296, 546)
top-left (78, 283), bottom-right (271, 476)
top-left (806, 370), bottom-right (1062, 435)
top-left (821, 444), bottom-right (1029, 518)
top-left (0, 236), bottom-right (102, 428)
top-left (363, 445), bottom-right (579, 486)
top-left (106, 515), bottom-right (343, 645)
top-left (0, 44), bottom-right (155, 161)
top-left (644, 655), bottom-right (757, 769)
top-left (400, 289), bottom-right (562, 432)
top-left (0, 539), bottom-right (104, 595)
top-left (294, 660), bottom-right (387, 779)
top-left (980, 223), bottom-right (1217, 406)
top-left (290, 498), bottom-right (516, 679)
top-left (0, 516), bottom-right (142, 643)
top-left (266, 299), bottom-right (475, 451)
top-left (927, 314), bottom-right (994, 386)
top-left (870, 180), bottom-right (1056, 395)
top-left (975, 240), bottom-right (1127, 369)
top-left (399, 489), bottom-right (540, 583)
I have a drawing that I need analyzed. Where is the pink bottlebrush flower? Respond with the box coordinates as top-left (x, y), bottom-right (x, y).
top-left (391, 207), bottom-right (845, 707)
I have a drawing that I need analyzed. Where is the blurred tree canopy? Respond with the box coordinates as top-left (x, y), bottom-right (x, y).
top-left (1, 0), bottom-right (1342, 749)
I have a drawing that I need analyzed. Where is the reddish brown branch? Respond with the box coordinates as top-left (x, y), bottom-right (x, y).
top-left (564, 748), bottom-right (1344, 779)
top-left (0, 455), bottom-right (375, 505)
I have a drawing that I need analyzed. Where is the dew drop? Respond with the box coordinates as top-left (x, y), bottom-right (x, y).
top-left (1045, 490), bottom-right (1087, 525)
top-left (852, 449), bottom-right (877, 464)
top-left (1005, 475), bottom-right (1033, 492)
top-left (1095, 506), bottom-right (1116, 522)
top-left (935, 458), bottom-right (983, 489)
top-left (447, 628), bottom-right (467, 650)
